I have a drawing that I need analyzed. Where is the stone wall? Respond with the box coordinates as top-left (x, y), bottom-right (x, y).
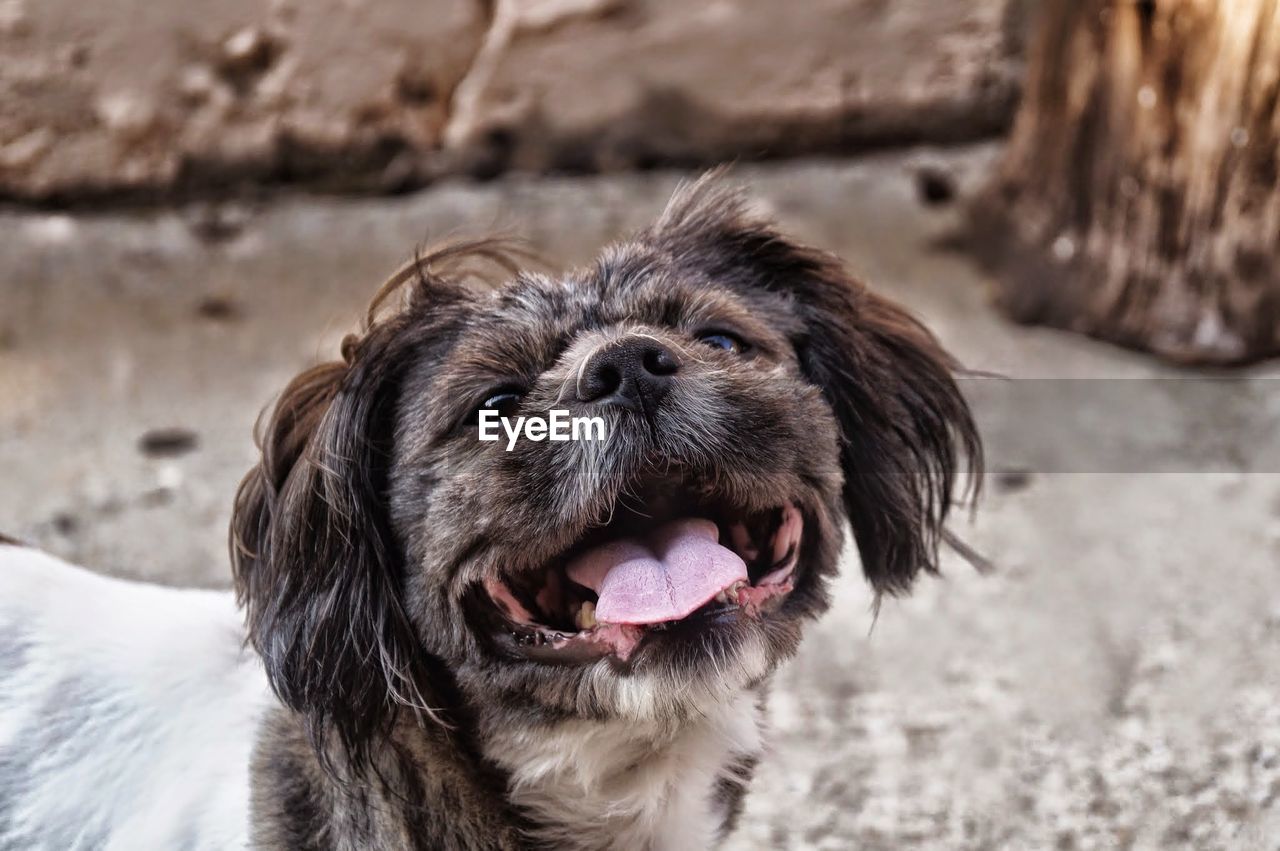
top-left (0, 0), bottom-right (1024, 202)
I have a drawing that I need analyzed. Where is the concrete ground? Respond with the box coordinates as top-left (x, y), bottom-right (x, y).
top-left (2, 148), bottom-right (1278, 849)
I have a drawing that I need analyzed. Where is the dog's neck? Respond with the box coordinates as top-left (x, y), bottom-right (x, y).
top-left (476, 687), bottom-right (766, 851)
top-left (252, 686), bottom-right (766, 850)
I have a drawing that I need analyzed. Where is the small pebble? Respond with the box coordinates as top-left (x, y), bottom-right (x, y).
top-left (138, 427), bottom-right (199, 458)
top-left (915, 167), bottom-right (956, 206)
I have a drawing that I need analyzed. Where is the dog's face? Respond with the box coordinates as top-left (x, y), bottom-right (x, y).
top-left (231, 178), bottom-right (980, 763)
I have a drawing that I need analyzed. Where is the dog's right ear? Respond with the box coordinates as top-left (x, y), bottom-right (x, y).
top-left (229, 244), bottom-right (498, 769)
top-left (650, 176), bottom-right (983, 596)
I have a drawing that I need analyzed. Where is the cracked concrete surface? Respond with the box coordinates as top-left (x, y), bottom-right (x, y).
top-left (0, 0), bottom-right (1021, 202)
top-left (0, 0), bottom-right (488, 200)
top-left (2, 147), bottom-right (1279, 848)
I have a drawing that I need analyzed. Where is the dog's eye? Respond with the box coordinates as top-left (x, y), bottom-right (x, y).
top-left (478, 391), bottom-right (522, 420)
top-left (695, 331), bottom-right (747, 354)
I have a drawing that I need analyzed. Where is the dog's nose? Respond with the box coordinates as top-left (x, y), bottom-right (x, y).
top-left (577, 338), bottom-right (680, 410)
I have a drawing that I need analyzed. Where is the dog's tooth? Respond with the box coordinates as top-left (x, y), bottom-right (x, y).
top-left (575, 600), bottom-right (597, 630)
top-left (715, 590), bottom-right (728, 604)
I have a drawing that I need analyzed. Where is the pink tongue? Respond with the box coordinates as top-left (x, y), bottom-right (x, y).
top-left (565, 518), bottom-right (747, 626)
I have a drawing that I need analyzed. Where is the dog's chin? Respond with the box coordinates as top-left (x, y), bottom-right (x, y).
top-left (466, 471), bottom-right (815, 691)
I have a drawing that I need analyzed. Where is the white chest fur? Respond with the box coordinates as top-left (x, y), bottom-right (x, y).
top-left (481, 690), bottom-right (764, 851)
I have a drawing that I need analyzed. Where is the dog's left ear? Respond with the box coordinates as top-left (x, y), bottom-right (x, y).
top-left (652, 178), bottom-right (983, 595)
top-left (229, 250), bottom-right (485, 768)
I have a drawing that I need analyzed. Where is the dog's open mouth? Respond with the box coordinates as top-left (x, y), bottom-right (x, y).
top-left (480, 485), bottom-right (804, 664)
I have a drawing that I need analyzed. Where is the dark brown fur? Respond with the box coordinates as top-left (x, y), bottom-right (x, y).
top-left (230, 176), bottom-right (982, 849)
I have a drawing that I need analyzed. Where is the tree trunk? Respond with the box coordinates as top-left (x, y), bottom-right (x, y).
top-left (971, 0), bottom-right (1280, 365)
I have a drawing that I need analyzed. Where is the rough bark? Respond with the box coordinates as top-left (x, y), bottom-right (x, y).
top-left (972, 0), bottom-right (1280, 364)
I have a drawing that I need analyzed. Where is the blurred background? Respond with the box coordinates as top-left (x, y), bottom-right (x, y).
top-left (2, 0), bottom-right (1278, 847)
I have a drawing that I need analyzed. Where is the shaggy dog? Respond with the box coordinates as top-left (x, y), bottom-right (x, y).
top-left (0, 177), bottom-right (980, 850)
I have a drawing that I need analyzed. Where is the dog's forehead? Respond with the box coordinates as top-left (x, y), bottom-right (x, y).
top-left (470, 249), bottom-right (713, 337)
top-left (500, 251), bottom-right (678, 321)
top-left (426, 241), bottom-right (801, 390)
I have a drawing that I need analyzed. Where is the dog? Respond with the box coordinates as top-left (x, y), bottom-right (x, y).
top-left (0, 176), bottom-right (981, 850)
